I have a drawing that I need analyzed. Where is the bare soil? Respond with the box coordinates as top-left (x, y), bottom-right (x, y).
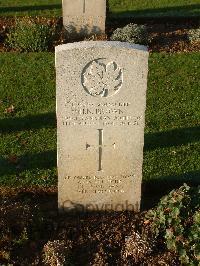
top-left (0, 186), bottom-right (180, 265)
top-left (0, 17), bottom-right (199, 53)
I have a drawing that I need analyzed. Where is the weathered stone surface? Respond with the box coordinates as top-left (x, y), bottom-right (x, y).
top-left (56, 41), bottom-right (149, 212)
top-left (62, 0), bottom-right (106, 37)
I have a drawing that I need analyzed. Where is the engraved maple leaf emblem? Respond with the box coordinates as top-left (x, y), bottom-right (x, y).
top-left (82, 60), bottom-right (123, 97)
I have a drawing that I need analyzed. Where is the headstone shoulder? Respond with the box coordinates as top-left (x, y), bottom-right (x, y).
top-left (55, 41), bottom-right (148, 53)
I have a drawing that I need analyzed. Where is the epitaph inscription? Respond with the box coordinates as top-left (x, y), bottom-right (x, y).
top-left (56, 42), bottom-right (149, 212)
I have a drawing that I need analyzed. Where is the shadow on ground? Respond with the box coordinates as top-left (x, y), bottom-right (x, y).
top-left (141, 170), bottom-right (200, 210)
top-left (0, 3), bottom-right (199, 20)
top-left (110, 4), bottom-right (200, 18)
top-left (144, 126), bottom-right (200, 151)
top-left (0, 4), bottom-right (61, 14)
top-left (0, 150), bottom-right (56, 177)
top-left (0, 112), bottom-right (56, 133)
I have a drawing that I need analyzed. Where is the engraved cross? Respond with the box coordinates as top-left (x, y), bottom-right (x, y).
top-left (83, 0), bottom-right (86, 13)
top-left (86, 129), bottom-right (116, 171)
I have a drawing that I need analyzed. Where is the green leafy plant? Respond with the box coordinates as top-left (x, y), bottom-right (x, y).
top-left (6, 17), bottom-right (56, 52)
top-left (145, 184), bottom-right (200, 265)
top-left (188, 28), bottom-right (200, 43)
top-left (13, 227), bottom-right (29, 246)
top-left (110, 23), bottom-right (148, 45)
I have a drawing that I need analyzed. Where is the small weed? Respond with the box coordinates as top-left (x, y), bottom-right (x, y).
top-left (13, 227), bottom-right (29, 246)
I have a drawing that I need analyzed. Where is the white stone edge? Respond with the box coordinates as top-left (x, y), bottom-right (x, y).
top-left (55, 41), bottom-right (148, 53)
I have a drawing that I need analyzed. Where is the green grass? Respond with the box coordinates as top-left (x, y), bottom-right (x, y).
top-left (0, 0), bottom-right (61, 17)
top-left (0, 52), bottom-right (199, 190)
top-left (0, 0), bottom-right (199, 17)
top-left (144, 52), bottom-right (200, 198)
top-left (0, 53), bottom-right (56, 186)
top-left (109, 0), bottom-right (200, 18)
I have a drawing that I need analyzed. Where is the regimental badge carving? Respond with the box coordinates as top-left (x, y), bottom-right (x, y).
top-left (82, 59), bottom-right (123, 97)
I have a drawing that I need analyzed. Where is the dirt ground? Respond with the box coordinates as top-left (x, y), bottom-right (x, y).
top-left (0, 17), bottom-right (199, 53)
top-left (0, 186), bottom-right (180, 265)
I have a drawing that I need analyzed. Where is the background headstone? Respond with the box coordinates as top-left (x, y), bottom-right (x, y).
top-left (56, 41), bottom-right (149, 212)
top-left (62, 0), bottom-right (106, 38)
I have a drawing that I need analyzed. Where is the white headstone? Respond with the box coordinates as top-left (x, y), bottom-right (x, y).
top-left (62, 0), bottom-right (106, 37)
top-left (56, 41), bottom-right (149, 212)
